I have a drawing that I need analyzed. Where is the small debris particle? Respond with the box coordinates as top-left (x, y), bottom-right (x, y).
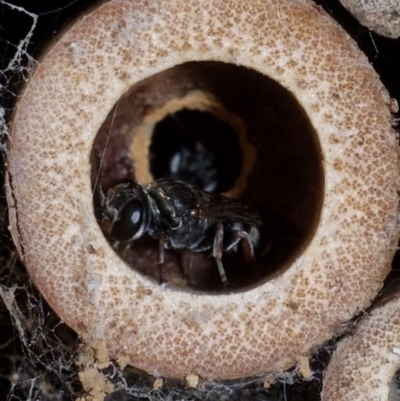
top-left (87, 244), bottom-right (97, 254)
top-left (92, 339), bottom-right (109, 364)
top-left (78, 368), bottom-right (114, 401)
top-left (298, 356), bottom-right (312, 379)
top-left (153, 378), bottom-right (164, 390)
top-left (390, 98), bottom-right (399, 113)
top-left (263, 375), bottom-right (276, 389)
top-left (117, 355), bottom-right (130, 369)
top-left (185, 373), bottom-right (199, 388)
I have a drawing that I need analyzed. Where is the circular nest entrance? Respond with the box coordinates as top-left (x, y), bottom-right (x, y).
top-left (5, 0), bottom-right (399, 381)
top-left (91, 61), bottom-right (323, 292)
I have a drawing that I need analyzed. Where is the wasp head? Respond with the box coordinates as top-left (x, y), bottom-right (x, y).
top-left (102, 180), bottom-right (150, 243)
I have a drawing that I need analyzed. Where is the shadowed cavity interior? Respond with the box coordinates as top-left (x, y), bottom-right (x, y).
top-left (91, 61), bottom-right (323, 293)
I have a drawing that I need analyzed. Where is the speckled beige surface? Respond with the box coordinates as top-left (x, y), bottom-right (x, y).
top-left (322, 295), bottom-right (400, 400)
top-left (339, 0), bottom-right (400, 38)
top-left (5, 0), bottom-right (400, 380)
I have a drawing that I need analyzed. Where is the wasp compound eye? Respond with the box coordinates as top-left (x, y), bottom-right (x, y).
top-left (110, 199), bottom-right (146, 242)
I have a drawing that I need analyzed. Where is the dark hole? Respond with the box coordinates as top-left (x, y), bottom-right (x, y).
top-left (149, 109), bottom-right (242, 193)
top-left (92, 61), bottom-right (323, 294)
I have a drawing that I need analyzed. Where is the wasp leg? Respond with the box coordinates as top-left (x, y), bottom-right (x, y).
top-left (237, 227), bottom-right (259, 263)
top-left (157, 236), bottom-right (166, 264)
top-left (237, 231), bottom-right (254, 262)
top-left (96, 184), bottom-right (107, 208)
top-left (157, 236), bottom-right (167, 285)
top-left (180, 252), bottom-right (194, 284)
top-left (213, 223), bottom-right (228, 287)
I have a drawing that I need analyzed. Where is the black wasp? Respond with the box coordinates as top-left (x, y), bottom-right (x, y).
top-left (100, 178), bottom-right (263, 286)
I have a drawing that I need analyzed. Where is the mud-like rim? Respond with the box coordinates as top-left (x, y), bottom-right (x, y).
top-left (322, 293), bottom-right (400, 400)
top-left (6, 0), bottom-right (399, 380)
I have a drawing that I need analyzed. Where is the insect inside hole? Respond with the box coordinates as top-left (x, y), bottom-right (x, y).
top-left (99, 178), bottom-right (263, 286)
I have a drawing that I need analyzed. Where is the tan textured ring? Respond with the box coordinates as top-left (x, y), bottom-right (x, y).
top-left (338, 0), bottom-right (400, 38)
top-left (322, 291), bottom-right (400, 400)
top-left (5, 0), bottom-right (400, 380)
